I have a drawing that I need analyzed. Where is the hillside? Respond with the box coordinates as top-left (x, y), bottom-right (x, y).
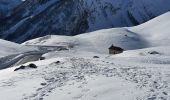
top-left (0, 12), bottom-right (170, 100)
top-left (1, 0), bottom-right (170, 42)
top-left (0, 39), bottom-right (35, 57)
top-left (24, 12), bottom-right (170, 53)
top-left (130, 12), bottom-right (170, 47)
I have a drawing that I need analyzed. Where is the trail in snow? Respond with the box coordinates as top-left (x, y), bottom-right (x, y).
top-left (0, 56), bottom-right (169, 100)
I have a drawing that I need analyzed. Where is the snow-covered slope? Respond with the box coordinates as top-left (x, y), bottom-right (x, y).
top-left (130, 12), bottom-right (170, 47)
top-left (1, 12), bottom-right (170, 100)
top-left (0, 39), bottom-right (35, 58)
top-left (24, 12), bottom-right (170, 53)
top-left (24, 28), bottom-right (147, 53)
top-left (1, 0), bottom-right (170, 42)
top-left (0, 45), bottom-right (170, 100)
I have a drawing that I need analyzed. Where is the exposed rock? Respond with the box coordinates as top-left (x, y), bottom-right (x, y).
top-left (40, 83), bottom-right (47, 86)
top-left (28, 63), bottom-right (38, 68)
top-left (93, 56), bottom-right (99, 58)
top-left (40, 56), bottom-right (45, 60)
top-left (14, 63), bottom-right (37, 71)
top-left (14, 65), bottom-right (26, 71)
top-left (148, 51), bottom-right (160, 55)
top-left (55, 61), bottom-right (60, 64)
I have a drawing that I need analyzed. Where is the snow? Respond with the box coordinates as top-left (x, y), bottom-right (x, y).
top-left (24, 12), bottom-right (170, 54)
top-left (0, 39), bottom-right (35, 58)
top-left (0, 55), bottom-right (143, 100)
top-left (130, 12), bottom-right (170, 47)
top-left (45, 75), bottom-right (142, 100)
top-left (1, 12), bottom-right (170, 100)
top-left (23, 28), bottom-right (147, 53)
top-left (0, 48), bottom-right (170, 100)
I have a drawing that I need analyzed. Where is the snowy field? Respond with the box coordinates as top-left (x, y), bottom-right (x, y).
top-left (0, 49), bottom-right (170, 100)
top-left (0, 12), bottom-right (170, 100)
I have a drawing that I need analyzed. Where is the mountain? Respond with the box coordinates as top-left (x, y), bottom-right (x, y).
top-left (24, 12), bottom-right (170, 53)
top-left (0, 0), bottom-right (170, 43)
top-left (0, 0), bottom-right (21, 18)
top-left (1, 12), bottom-right (170, 100)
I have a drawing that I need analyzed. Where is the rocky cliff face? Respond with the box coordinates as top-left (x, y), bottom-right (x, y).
top-left (0, 0), bottom-right (170, 43)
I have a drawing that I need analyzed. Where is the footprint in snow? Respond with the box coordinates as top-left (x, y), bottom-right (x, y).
top-left (93, 94), bottom-right (98, 97)
top-left (73, 94), bottom-right (83, 99)
top-left (81, 89), bottom-right (90, 93)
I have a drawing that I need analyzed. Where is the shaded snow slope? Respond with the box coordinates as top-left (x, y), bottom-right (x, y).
top-left (24, 12), bottom-right (170, 53)
top-left (0, 39), bottom-right (35, 58)
top-left (130, 12), bottom-right (170, 47)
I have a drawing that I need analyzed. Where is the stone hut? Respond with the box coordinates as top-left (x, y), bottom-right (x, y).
top-left (108, 44), bottom-right (124, 54)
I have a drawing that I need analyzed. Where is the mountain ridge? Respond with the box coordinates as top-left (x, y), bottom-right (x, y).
top-left (0, 0), bottom-right (170, 42)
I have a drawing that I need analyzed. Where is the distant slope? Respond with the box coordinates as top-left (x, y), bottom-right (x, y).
top-left (1, 0), bottom-right (170, 42)
top-left (23, 28), bottom-right (147, 53)
top-left (0, 39), bottom-right (34, 57)
top-left (129, 12), bottom-right (170, 47)
top-left (23, 12), bottom-right (170, 53)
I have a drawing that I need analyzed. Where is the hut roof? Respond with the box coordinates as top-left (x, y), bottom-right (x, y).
top-left (109, 45), bottom-right (123, 51)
